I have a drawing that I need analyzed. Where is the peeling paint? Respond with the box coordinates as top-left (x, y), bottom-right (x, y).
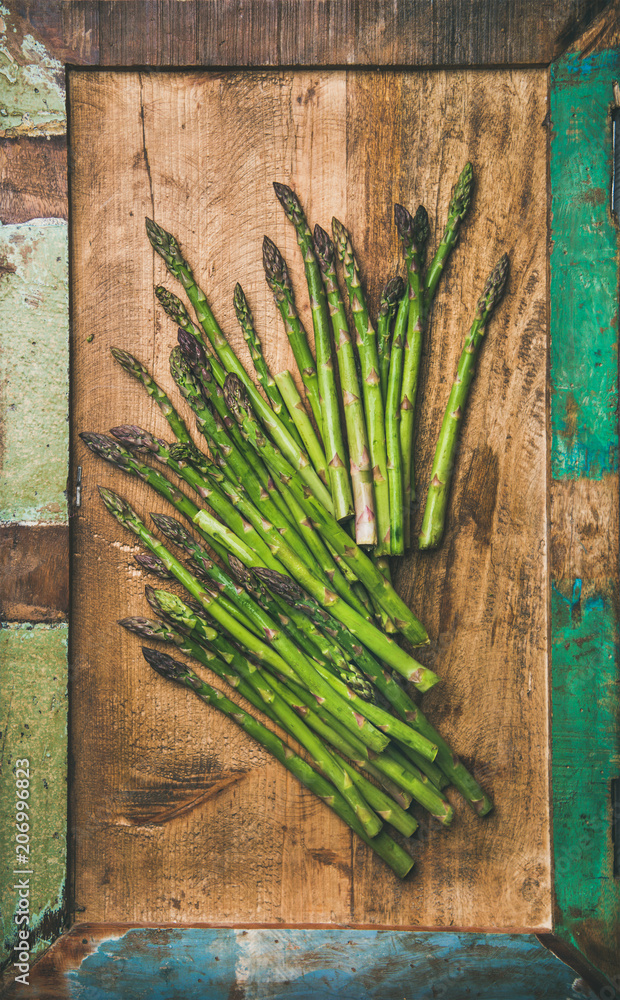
top-left (0, 6), bottom-right (66, 137)
top-left (0, 624), bottom-right (68, 971)
top-left (57, 928), bottom-right (581, 999)
top-left (550, 49), bottom-right (620, 479)
top-left (0, 220), bottom-right (69, 524)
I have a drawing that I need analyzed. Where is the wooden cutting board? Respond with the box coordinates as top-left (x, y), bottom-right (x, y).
top-left (68, 67), bottom-right (549, 930)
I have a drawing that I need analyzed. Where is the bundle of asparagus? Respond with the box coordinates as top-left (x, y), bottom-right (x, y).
top-left (81, 167), bottom-right (508, 878)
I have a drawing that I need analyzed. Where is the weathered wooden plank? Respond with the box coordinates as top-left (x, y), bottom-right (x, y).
top-left (0, 9), bottom-right (66, 138)
top-left (549, 42), bottom-right (620, 987)
top-left (68, 67), bottom-right (550, 931)
top-left (0, 220), bottom-right (69, 525)
top-left (0, 624), bottom-right (68, 974)
top-left (1, 0), bottom-right (612, 69)
top-left (0, 138), bottom-right (68, 224)
top-left (0, 926), bottom-right (585, 1000)
top-left (0, 525), bottom-right (69, 622)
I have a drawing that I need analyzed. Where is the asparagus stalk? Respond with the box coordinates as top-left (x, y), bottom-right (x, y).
top-left (332, 218), bottom-right (391, 553)
top-left (167, 350), bottom-right (366, 614)
top-left (99, 486), bottom-right (391, 753)
top-left (125, 614), bottom-right (415, 833)
top-left (274, 370), bottom-right (329, 488)
top-left (142, 647), bottom-right (413, 877)
top-left (252, 565), bottom-right (488, 814)
top-left (227, 555), bottom-right (375, 703)
top-left (262, 235), bottom-right (323, 431)
top-left (313, 224), bottom-right (377, 547)
top-left (145, 218), bottom-right (333, 513)
top-left (424, 162), bottom-right (474, 319)
top-left (224, 374), bottom-right (433, 661)
top-left (233, 282), bottom-right (304, 449)
top-left (153, 588), bottom-right (442, 825)
top-left (169, 341), bottom-right (362, 610)
top-left (110, 347), bottom-right (192, 444)
top-left (384, 254), bottom-right (409, 557)
top-left (372, 554), bottom-right (398, 633)
top-left (395, 203), bottom-right (430, 546)
top-left (252, 566), bottom-right (437, 758)
top-left (377, 275), bottom-right (405, 403)
top-left (164, 351), bottom-right (324, 573)
top-left (155, 285), bottom-right (228, 388)
top-left (272, 185), bottom-right (354, 522)
top-left (419, 254), bottom-right (509, 551)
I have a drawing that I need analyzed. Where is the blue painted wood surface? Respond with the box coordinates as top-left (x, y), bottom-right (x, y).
top-left (62, 928), bottom-right (580, 1000)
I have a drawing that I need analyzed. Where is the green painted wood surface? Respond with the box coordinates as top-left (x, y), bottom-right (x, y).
top-left (550, 47), bottom-right (620, 980)
top-left (0, 623), bottom-right (68, 973)
top-left (0, 220), bottom-right (69, 524)
top-left (550, 50), bottom-right (619, 480)
top-left (0, 4), bottom-right (66, 138)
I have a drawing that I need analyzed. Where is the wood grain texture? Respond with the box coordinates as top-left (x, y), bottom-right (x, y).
top-left (0, 524), bottom-right (69, 622)
top-left (4, 0), bottom-right (611, 68)
top-left (0, 138), bottom-right (68, 224)
top-left (69, 69), bottom-right (550, 930)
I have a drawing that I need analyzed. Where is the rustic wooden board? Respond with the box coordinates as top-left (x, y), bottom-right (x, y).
top-left (6, 0), bottom-right (610, 70)
top-left (69, 68), bottom-right (550, 930)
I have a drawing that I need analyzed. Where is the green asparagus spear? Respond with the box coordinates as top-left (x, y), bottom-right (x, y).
top-left (110, 347), bottom-right (192, 444)
top-left (332, 218), bottom-right (391, 553)
top-left (272, 185), bottom-right (353, 522)
top-left (274, 370), bottom-right (329, 488)
top-left (424, 162), bottom-right (473, 319)
top-left (419, 254), bottom-right (509, 551)
top-left (98, 486), bottom-right (390, 754)
top-left (313, 223), bottom-right (377, 547)
top-left (224, 374), bottom-right (433, 661)
top-left (377, 275), bottom-right (405, 404)
top-left (142, 647), bottom-right (413, 877)
top-left (145, 218), bottom-right (333, 513)
top-left (262, 235), bottom-right (323, 431)
top-left (395, 203), bottom-right (430, 547)
top-left (232, 282), bottom-right (304, 448)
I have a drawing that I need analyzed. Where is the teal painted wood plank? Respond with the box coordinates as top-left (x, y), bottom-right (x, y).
top-left (552, 584), bottom-right (619, 925)
top-left (58, 928), bottom-right (579, 1000)
top-left (550, 45), bottom-right (620, 982)
top-left (0, 220), bottom-right (69, 524)
top-left (0, 624), bottom-right (68, 974)
top-left (550, 49), bottom-right (620, 480)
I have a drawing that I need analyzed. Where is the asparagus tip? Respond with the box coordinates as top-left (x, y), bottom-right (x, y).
top-left (313, 223), bottom-right (334, 266)
top-left (109, 424), bottom-right (160, 453)
top-left (262, 235), bottom-right (287, 285)
top-left (142, 646), bottom-right (188, 683)
top-left (151, 511), bottom-right (191, 546)
top-left (476, 252), bottom-right (509, 320)
top-left (134, 552), bottom-right (174, 580)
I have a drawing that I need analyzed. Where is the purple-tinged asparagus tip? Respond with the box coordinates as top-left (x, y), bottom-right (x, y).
top-left (109, 425), bottom-right (163, 453)
top-left (177, 326), bottom-right (206, 366)
top-left (134, 552), bottom-right (174, 580)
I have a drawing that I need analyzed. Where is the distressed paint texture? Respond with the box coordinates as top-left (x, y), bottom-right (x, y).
top-left (0, 5), bottom-right (66, 137)
top-left (0, 220), bottom-right (69, 524)
top-left (550, 50), bottom-right (620, 480)
top-left (0, 623), bottom-right (68, 972)
top-left (552, 584), bottom-right (620, 960)
top-left (550, 46), bottom-right (620, 980)
top-left (55, 928), bottom-right (581, 1000)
